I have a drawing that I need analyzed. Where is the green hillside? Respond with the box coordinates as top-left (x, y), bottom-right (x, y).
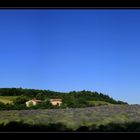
top-left (0, 96), bottom-right (18, 104)
top-left (0, 88), bottom-right (127, 110)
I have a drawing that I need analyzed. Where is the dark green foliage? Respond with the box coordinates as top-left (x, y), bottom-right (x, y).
top-left (36, 92), bottom-right (45, 100)
top-left (1, 121), bottom-right (140, 132)
top-left (0, 121), bottom-right (72, 132)
top-left (76, 126), bottom-right (90, 131)
top-left (0, 102), bottom-right (6, 110)
top-left (13, 95), bottom-right (30, 105)
top-left (76, 122), bottom-right (140, 132)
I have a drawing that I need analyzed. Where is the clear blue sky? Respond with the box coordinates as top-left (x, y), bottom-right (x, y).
top-left (0, 9), bottom-right (140, 104)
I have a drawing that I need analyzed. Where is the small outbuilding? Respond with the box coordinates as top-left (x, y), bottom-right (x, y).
top-left (50, 99), bottom-right (62, 106)
top-left (25, 99), bottom-right (42, 107)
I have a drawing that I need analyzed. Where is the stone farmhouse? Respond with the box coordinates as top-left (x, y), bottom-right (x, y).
top-left (25, 99), bottom-right (42, 107)
top-left (50, 99), bottom-right (62, 106)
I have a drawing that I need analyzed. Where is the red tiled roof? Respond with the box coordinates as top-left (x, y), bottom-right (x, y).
top-left (31, 99), bottom-right (42, 102)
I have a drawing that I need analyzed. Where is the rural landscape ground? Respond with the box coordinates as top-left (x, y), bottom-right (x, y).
top-left (1, 105), bottom-right (140, 132)
top-left (0, 88), bottom-right (140, 132)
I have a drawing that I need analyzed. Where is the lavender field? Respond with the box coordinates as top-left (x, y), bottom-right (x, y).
top-left (0, 104), bottom-right (140, 131)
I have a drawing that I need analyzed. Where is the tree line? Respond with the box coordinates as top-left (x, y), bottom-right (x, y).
top-left (0, 88), bottom-right (128, 110)
top-left (0, 121), bottom-right (139, 132)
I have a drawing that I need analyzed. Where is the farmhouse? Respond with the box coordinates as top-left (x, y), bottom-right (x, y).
top-left (25, 99), bottom-right (42, 107)
top-left (50, 99), bottom-right (62, 106)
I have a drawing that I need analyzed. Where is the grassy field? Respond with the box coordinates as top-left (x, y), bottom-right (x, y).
top-left (0, 96), bottom-right (18, 104)
top-left (0, 104), bottom-right (140, 131)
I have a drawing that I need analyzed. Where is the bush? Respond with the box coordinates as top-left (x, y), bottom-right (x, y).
top-left (13, 95), bottom-right (30, 105)
top-left (0, 121), bottom-right (72, 132)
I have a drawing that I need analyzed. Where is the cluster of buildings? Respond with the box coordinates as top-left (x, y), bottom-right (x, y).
top-left (25, 98), bottom-right (62, 107)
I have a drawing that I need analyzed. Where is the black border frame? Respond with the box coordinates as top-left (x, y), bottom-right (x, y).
top-left (0, 0), bottom-right (140, 8)
top-left (0, 0), bottom-right (140, 139)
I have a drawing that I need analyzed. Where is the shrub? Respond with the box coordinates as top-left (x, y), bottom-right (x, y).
top-left (13, 95), bottom-right (30, 105)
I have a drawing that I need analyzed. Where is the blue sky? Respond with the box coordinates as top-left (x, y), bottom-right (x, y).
top-left (0, 10), bottom-right (140, 104)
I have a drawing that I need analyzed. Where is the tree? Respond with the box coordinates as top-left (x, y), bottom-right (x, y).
top-left (13, 95), bottom-right (30, 105)
top-left (36, 92), bottom-right (45, 100)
